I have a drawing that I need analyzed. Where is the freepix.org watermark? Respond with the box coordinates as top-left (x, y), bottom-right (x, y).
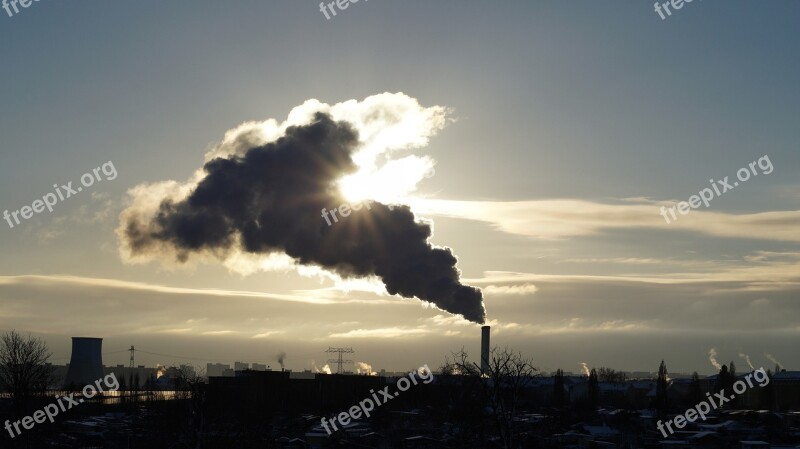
top-left (653, 0), bottom-right (697, 20)
top-left (321, 199), bottom-right (373, 226)
top-left (4, 373), bottom-right (119, 439)
top-left (656, 367), bottom-right (770, 438)
top-left (2, 0), bottom-right (45, 19)
top-left (659, 155), bottom-right (773, 224)
top-left (320, 364), bottom-right (433, 434)
top-left (319, 0), bottom-right (367, 20)
top-left (3, 161), bottom-right (118, 230)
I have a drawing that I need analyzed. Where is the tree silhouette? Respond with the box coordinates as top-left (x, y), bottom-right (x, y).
top-left (597, 367), bottom-right (627, 383)
top-left (588, 368), bottom-right (599, 410)
top-left (716, 365), bottom-right (734, 396)
top-left (728, 361), bottom-right (739, 406)
top-left (655, 360), bottom-right (668, 413)
top-left (0, 330), bottom-right (52, 416)
top-left (553, 368), bottom-right (565, 408)
top-left (174, 365), bottom-right (207, 448)
top-left (688, 371), bottom-right (703, 405)
top-left (442, 347), bottom-right (537, 449)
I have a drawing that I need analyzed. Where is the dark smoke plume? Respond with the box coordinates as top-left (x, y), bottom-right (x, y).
top-left (277, 352), bottom-right (286, 369)
top-left (121, 112), bottom-right (486, 323)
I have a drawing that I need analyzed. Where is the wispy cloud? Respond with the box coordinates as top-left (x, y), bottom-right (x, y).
top-left (467, 263), bottom-right (800, 291)
top-left (0, 275), bottom-right (335, 304)
top-left (251, 331), bottom-right (285, 339)
top-left (561, 257), bottom-right (666, 265)
top-left (328, 327), bottom-right (430, 339)
top-left (483, 284), bottom-right (538, 295)
top-left (408, 198), bottom-right (800, 242)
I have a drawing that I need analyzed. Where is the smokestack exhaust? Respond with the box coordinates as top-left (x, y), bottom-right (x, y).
top-left (117, 96), bottom-right (487, 325)
top-left (481, 325), bottom-right (490, 375)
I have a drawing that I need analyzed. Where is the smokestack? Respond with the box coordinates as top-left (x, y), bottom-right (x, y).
top-left (481, 325), bottom-right (490, 375)
top-left (64, 337), bottom-right (104, 389)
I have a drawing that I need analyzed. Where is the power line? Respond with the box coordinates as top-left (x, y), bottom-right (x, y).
top-left (55, 347), bottom-right (314, 367)
top-left (325, 347), bottom-right (354, 374)
top-left (134, 349), bottom-right (210, 362)
top-left (50, 349), bottom-right (129, 361)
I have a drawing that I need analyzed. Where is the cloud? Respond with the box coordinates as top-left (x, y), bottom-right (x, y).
top-left (328, 327), bottom-right (430, 339)
top-left (251, 331), bottom-right (284, 339)
top-left (483, 284), bottom-right (538, 295)
top-left (461, 270), bottom-right (800, 336)
top-left (0, 274), bottom-right (333, 304)
top-left (743, 251), bottom-right (800, 263)
top-left (561, 257), bottom-right (666, 265)
top-left (466, 262), bottom-right (800, 292)
top-left (1, 270), bottom-right (798, 373)
top-left (0, 274), bottom-right (441, 343)
top-left (407, 198), bottom-right (800, 242)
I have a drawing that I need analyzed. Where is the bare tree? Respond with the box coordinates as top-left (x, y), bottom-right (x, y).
top-left (442, 346), bottom-right (538, 449)
top-left (0, 330), bottom-right (52, 414)
top-left (596, 366), bottom-right (627, 383)
top-left (174, 365), bottom-right (207, 449)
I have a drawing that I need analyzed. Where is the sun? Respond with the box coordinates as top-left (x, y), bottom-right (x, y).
top-left (337, 156), bottom-right (436, 205)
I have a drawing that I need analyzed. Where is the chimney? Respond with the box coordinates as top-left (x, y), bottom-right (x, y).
top-left (481, 325), bottom-right (490, 375)
top-left (64, 337), bottom-right (104, 389)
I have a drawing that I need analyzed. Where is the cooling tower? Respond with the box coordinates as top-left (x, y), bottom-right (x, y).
top-left (481, 325), bottom-right (490, 375)
top-left (64, 337), bottom-right (104, 389)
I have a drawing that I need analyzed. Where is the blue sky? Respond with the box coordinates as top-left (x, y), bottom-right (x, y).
top-left (1, 1), bottom-right (798, 375)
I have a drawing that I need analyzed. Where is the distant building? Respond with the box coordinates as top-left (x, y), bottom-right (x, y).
top-left (45, 363), bottom-right (69, 389)
top-left (234, 362), bottom-right (249, 372)
top-left (251, 363), bottom-right (267, 371)
top-left (179, 364), bottom-right (196, 378)
top-left (105, 365), bottom-right (155, 388)
top-left (207, 363), bottom-right (230, 377)
top-left (774, 371), bottom-right (800, 410)
top-left (290, 370), bottom-right (316, 380)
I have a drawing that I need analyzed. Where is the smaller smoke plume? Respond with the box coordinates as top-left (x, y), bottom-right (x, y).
top-left (708, 348), bottom-right (722, 370)
top-left (276, 352), bottom-right (286, 369)
top-left (580, 362), bottom-right (590, 376)
top-left (738, 351), bottom-right (755, 370)
top-left (312, 360), bottom-right (332, 374)
top-left (765, 353), bottom-right (784, 370)
top-left (357, 362), bottom-right (376, 376)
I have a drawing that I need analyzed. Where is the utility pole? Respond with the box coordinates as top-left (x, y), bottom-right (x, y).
top-left (324, 347), bottom-right (354, 374)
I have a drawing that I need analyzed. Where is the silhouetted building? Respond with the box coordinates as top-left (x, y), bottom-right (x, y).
top-left (63, 337), bottom-right (104, 389)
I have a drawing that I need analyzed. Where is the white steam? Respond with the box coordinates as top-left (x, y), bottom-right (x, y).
top-left (708, 348), bottom-right (722, 370)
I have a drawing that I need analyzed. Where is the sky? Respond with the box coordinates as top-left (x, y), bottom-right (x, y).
top-left (0, 0), bottom-right (798, 376)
